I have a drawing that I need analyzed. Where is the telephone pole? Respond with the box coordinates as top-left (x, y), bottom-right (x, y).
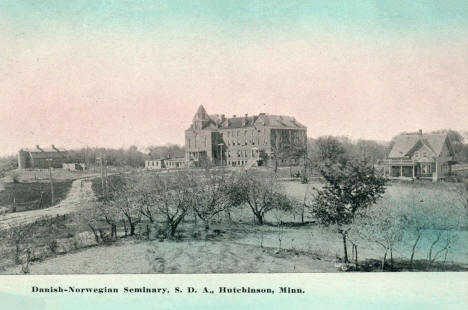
top-left (104, 155), bottom-right (108, 197)
top-left (97, 154), bottom-right (105, 198)
top-left (46, 158), bottom-right (55, 205)
top-left (97, 153), bottom-right (109, 198)
top-left (218, 143), bottom-right (224, 168)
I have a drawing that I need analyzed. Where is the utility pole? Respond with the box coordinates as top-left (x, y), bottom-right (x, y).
top-left (97, 154), bottom-right (105, 198)
top-left (104, 154), bottom-right (108, 198)
top-left (218, 143), bottom-right (224, 168)
top-left (46, 158), bottom-right (55, 205)
top-left (85, 144), bottom-right (89, 169)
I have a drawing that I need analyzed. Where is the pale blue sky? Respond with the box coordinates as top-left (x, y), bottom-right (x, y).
top-left (1, 1), bottom-right (467, 155)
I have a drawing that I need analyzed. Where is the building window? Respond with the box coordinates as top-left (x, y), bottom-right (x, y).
top-left (414, 151), bottom-right (419, 158)
top-left (422, 164), bottom-right (432, 174)
top-left (423, 151), bottom-right (428, 158)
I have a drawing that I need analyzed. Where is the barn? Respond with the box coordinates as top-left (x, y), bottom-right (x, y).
top-left (18, 145), bottom-right (69, 169)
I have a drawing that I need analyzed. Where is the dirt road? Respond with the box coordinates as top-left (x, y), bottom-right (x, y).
top-left (0, 179), bottom-right (95, 229)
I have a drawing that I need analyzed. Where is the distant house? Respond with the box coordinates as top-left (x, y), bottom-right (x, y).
top-left (62, 163), bottom-right (87, 171)
top-left (165, 158), bottom-right (186, 169)
top-left (18, 145), bottom-right (69, 169)
top-left (145, 159), bottom-right (165, 170)
top-left (384, 130), bottom-right (456, 181)
top-left (145, 158), bottom-right (186, 170)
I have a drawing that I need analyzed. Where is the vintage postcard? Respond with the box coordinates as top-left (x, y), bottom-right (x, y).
top-left (0, 1), bottom-right (467, 308)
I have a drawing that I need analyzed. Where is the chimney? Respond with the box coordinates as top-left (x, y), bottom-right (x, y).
top-left (221, 114), bottom-right (225, 122)
top-left (36, 145), bottom-right (44, 152)
top-left (418, 129), bottom-right (423, 136)
top-left (52, 144), bottom-right (60, 152)
top-left (233, 114), bottom-right (237, 118)
top-left (245, 113), bottom-right (248, 118)
top-left (242, 115), bottom-right (247, 126)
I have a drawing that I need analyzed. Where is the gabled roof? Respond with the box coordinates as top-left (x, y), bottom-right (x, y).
top-left (388, 133), bottom-right (451, 158)
top-left (165, 157), bottom-right (185, 162)
top-left (188, 106), bottom-right (307, 131)
top-left (21, 147), bottom-right (67, 153)
top-left (192, 105), bottom-right (210, 122)
top-left (261, 115), bottom-right (306, 129)
top-left (220, 116), bottom-right (257, 129)
top-left (20, 146), bottom-right (68, 159)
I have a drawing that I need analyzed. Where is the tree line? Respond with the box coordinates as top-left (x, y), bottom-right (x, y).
top-left (67, 144), bottom-right (185, 168)
top-left (0, 128), bottom-right (466, 172)
top-left (308, 129), bottom-right (468, 166)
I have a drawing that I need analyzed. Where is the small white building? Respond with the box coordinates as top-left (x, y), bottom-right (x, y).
top-left (145, 159), bottom-right (165, 170)
top-left (165, 158), bottom-right (186, 169)
top-left (145, 158), bottom-right (186, 170)
top-left (62, 163), bottom-right (87, 171)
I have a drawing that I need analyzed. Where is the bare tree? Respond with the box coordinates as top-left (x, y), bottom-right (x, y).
top-left (5, 221), bottom-right (38, 265)
top-left (233, 172), bottom-right (290, 225)
top-left (152, 172), bottom-right (196, 237)
top-left (192, 171), bottom-right (242, 230)
top-left (271, 201), bottom-right (293, 250)
top-left (352, 199), bottom-right (404, 271)
top-left (112, 184), bottom-right (142, 237)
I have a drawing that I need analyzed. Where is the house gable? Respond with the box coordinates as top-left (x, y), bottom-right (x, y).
top-left (439, 137), bottom-right (454, 158)
top-left (410, 143), bottom-right (436, 161)
top-left (388, 132), bottom-right (452, 159)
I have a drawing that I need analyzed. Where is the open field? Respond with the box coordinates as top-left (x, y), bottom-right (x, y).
top-left (0, 179), bottom-right (95, 229)
top-left (2, 238), bottom-right (336, 274)
top-left (2, 168), bottom-right (102, 183)
top-left (2, 217), bottom-right (467, 274)
top-left (0, 180), bottom-right (72, 213)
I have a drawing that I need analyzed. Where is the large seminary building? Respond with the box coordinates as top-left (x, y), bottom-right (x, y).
top-left (185, 105), bottom-right (307, 168)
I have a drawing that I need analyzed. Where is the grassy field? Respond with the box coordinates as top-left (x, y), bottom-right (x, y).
top-left (3, 168), bottom-right (101, 183)
top-left (0, 180), bottom-right (72, 212)
top-left (2, 213), bottom-right (467, 274)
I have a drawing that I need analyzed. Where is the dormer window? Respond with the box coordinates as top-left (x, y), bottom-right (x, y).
top-left (414, 151), bottom-right (419, 158)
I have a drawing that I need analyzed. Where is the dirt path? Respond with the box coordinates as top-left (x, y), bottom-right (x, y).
top-left (0, 179), bottom-right (95, 229)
